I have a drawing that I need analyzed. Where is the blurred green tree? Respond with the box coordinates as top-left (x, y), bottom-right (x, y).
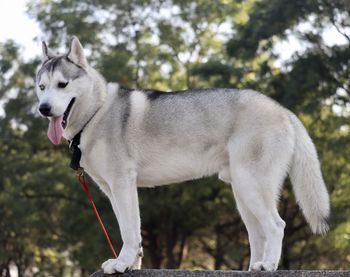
top-left (0, 0), bottom-right (349, 276)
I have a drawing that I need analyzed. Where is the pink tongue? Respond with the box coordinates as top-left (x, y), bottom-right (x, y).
top-left (47, 115), bottom-right (64, 145)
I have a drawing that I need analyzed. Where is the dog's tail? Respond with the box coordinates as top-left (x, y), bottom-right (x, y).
top-left (288, 113), bottom-right (330, 234)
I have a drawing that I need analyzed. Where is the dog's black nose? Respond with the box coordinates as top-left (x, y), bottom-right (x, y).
top-left (39, 103), bottom-right (52, 116)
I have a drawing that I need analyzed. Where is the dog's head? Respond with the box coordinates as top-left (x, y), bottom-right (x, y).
top-left (36, 36), bottom-right (92, 144)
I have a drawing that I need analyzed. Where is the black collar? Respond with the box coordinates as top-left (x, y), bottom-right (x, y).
top-left (66, 99), bottom-right (104, 171)
top-left (68, 131), bottom-right (82, 171)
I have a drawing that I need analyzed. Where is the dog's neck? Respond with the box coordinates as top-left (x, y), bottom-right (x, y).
top-left (63, 67), bottom-right (107, 140)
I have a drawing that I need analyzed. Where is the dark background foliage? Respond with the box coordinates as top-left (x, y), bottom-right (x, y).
top-left (1, 0), bottom-right (350, 276)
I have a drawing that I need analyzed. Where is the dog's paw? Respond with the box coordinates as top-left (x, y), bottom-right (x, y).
top-left (102, 258), bottom-right (129, 274)
top-left (249, 261), bottom-right (276, 271)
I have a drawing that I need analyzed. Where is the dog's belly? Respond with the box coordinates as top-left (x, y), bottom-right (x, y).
top-left (136, 146), bottom-right (229, 187)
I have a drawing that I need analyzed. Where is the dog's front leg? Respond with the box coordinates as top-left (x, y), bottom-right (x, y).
top-left (101, 169), bottom-right (142, 274)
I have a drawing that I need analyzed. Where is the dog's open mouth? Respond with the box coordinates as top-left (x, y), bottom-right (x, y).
top-left (62, 98), bottom-right (75, 129)
top-left (47, 97), bottom-right (75, 145)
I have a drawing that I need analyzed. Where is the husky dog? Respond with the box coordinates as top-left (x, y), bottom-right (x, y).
top-left (35, 36), bottom-right (330, 273)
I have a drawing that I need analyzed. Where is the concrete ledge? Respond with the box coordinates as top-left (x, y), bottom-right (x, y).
top-left (90, 270), bottom-right (350, 277)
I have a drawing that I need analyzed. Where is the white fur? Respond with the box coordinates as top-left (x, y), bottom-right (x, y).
top-left (129, 90), bottom-right (149, 126)
top-left (36, 38), bottom-right (330, 273)
top-left (37, 71), bottom-right (74, 117)
top-left (68, 36), bottom-right (88, 68)
top-left (107, 82), bottom-right (120, 94)
top-left (288, 113), bottom-right (330, 234)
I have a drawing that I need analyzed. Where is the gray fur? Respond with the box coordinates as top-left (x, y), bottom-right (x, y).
top-left (35, 37), bottom-right (330, 274)
top-left (37, 56), bottom-right (86, 83)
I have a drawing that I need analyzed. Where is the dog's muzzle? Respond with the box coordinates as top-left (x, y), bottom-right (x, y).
top-left (39, 103), bottom-right (52, 117)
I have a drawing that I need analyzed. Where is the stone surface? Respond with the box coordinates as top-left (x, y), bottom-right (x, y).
top-left (90, 270), bottom-right (350, 277)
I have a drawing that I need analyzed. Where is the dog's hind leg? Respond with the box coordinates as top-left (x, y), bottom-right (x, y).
top-left (230, 165), bottom-right (285, 271)
top-left (227, 111), bottom-right (295, 271)
top-left (220, 164), bottom-right (266, 267)
top-left (227, 130), bottom-right (293, 271)
top-left (233, 194), bottom-right (266, 268)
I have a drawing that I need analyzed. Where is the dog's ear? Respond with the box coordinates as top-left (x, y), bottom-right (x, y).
top-left (67, 36), bottom-right (88, 68)
top-left (42, 41), bottom-right (55, 62)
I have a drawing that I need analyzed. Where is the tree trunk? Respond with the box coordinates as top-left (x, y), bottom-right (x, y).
top-left (281, 242), bottom-right (290, 269)
top-left (144, 226), bottom-right (163, 268)
top-left (214, 227), bottom-right (224, 269)
top-left (177, 234), bottom-right (188, 268)
top-left (165, 227), bottom-right (177, 268)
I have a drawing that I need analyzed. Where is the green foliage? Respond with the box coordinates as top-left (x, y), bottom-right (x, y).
top-left (224, 0), bottom-right (350, 270)
top-left (1, 0), bottom-right (350, 275)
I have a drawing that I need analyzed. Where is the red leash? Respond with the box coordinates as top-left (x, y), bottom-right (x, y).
top-left (76, 168), bottom-right (118, 258)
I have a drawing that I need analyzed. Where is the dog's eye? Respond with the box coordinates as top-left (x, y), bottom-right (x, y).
top-left (39, 84), bottom-right (45, 91)
top-left (58, 82), bottom-right (69, 88)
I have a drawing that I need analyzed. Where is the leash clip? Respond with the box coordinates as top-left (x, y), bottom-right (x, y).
top-left (76, 167), bottom-right (85, 177)
top-left (69, 139), bottom-right (80, 152)
top-left (68, 139), bottom-right (73, 150)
